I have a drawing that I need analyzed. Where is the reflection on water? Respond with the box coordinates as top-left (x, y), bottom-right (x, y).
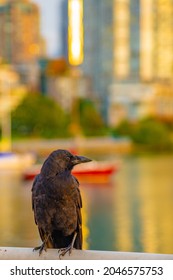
top-left (114, 155), bottom-right (173, 254)
top-left (0, 155), bottom-right (173, 254)
top-left (0, 172), bottom-right (38, 247)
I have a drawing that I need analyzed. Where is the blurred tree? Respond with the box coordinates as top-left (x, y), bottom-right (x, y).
top-left (132, 118), bottom-right (172, 150)
top-left (111, 119), bottom-right (134, 138)
top-left (12, 93), bottom-right (70, 138)
top-left (78, 98), bottom-right (108, 136)
top-left (112, 118), bottom-right (173, 151)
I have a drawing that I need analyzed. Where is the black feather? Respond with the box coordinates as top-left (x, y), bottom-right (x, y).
top-left (32, 149), bottom-right (91, 251)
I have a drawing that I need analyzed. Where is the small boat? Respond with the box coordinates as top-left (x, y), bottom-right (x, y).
top-left (23, 161), bottom-right (119, 181)
top-left (0, 152), bottom-right (35, 171)
top-left (73, 161), bottom-right (118, 176)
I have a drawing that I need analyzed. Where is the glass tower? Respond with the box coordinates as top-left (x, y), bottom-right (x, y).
top-left (82, 0), bottom-right (114, 119)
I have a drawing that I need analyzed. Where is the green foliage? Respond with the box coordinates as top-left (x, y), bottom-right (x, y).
top-left (12, 93), bottom-right (70, 138)
top-left (112, 118), bottom-right (173, 151)
top-left (12, 95), bottom-right (108, 139)
top-left (79, 98), bottom-right (108, 136)
top-left (111, 119), bottom-right (134, 138)
top-left (132, 118), bottom-right (172, 149)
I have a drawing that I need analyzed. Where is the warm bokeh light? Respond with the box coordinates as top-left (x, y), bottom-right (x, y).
top-left (140, 0), bottom-right (153, 80)
top-left (114, 0), bottom-right (130, 78)
top-left (68, 0), bottom-right (84, 65)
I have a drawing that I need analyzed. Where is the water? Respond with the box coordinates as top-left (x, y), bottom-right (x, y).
top-left (0, 155), bottom-right (173, 254)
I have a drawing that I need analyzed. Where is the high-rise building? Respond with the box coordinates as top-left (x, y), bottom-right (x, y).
top-left (60, 0), bottom-right (113, 120)
top-left (60, 0), bottom-right (84, 65)
top-left (110, 0), bottom-right (173, 125)
top-left (82, 0), bottom-right (114, 119)
top-left (60, 0), bottom-right (68, 59)
top-left (60, 0), bottom-right (173, 122)
top-left (0, 0), bottom-right (44, 64)
top-left (140, 0), bottom-right (173, 81)
top-left (114, 0), bottom-right (140, 81)
top-left (114, 0), bottom-right (173, 82)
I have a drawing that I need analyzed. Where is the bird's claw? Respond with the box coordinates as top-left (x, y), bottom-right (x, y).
top-left (33, 243), bottom-right (47, 256)
top-left (58, 245), bottom-right (73, 259)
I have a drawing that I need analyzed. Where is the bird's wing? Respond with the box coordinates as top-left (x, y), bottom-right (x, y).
top-left (71, 175), bottom-right (83, 249)
top-left (75, 186), bottom-right (83, 249)
top-left (32, 175), bottom-right (54, 247)
top-left (32, 175), bottom-right (54, 225)
top-left (31, 174), bottom-right (40, 225)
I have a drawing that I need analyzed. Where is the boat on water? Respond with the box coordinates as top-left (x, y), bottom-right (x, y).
top-left (23, 160), bottom-right (119, 182)
top-left (0, 152), bottom-right (35, 171)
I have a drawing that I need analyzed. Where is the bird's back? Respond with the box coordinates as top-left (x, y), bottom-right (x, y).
top-left (32, 171), bottom-right (83, 249)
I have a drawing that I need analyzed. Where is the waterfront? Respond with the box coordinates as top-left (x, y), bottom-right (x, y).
top-left (0, 154), bottom-right (173, 254)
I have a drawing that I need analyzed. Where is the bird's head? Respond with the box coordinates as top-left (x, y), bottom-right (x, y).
top-left (41, 149), bottom-right (92, 176)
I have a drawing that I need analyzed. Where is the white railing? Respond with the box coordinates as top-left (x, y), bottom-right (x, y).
top-left (0, 247), bottom-right (172, 260)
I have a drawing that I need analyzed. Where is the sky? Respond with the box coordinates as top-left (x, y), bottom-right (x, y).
top-left (32, 0), bottom-right (63, 57)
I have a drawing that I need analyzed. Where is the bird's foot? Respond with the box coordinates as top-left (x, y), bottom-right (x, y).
top-left (58, 232), bottom-right (77, 259)
top-left (58, 244), bottom-right (73, 259)
top-left (33, 243), bottom-right (47, 256)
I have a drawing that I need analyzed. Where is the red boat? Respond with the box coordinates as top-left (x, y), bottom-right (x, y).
top-left (23, 161), bottom-right (119, 182)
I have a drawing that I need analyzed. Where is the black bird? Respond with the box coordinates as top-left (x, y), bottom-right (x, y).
top-left (32, 149), bottom-right (91, 257)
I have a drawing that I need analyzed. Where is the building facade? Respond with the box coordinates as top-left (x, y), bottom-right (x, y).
top-left (60, 0), bottom-right (68, 60)
top-left (113, 0), bottom-right (140, 82)
top-left (110, 0), bottom-right (173, 126)
top-left (140, 0), bottom-right (173, 81)
top-left (82, 0), bottom-right (114, 120)
top-left (60, 0), bottom-right (114, 120)
top-left (0, 0), bottom-right (44, 64)
top-left (60, 0), bottom-right (173, 124)
top-left (114, 0), bottom-right (173, 82)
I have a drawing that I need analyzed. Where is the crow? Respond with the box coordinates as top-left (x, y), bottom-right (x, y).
top-left (31, 149), bottom-right (91, 257)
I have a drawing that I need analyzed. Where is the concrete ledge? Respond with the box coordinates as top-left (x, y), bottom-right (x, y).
top-left (0, 247), bottom-right (173, 260)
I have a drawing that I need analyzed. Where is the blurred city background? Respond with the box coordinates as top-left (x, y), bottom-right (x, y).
top-left (0, 0), bottom-right (173, 254)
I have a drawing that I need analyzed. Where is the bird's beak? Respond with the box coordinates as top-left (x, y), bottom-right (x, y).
top-left (72, 155), bottom-right (92, 166)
